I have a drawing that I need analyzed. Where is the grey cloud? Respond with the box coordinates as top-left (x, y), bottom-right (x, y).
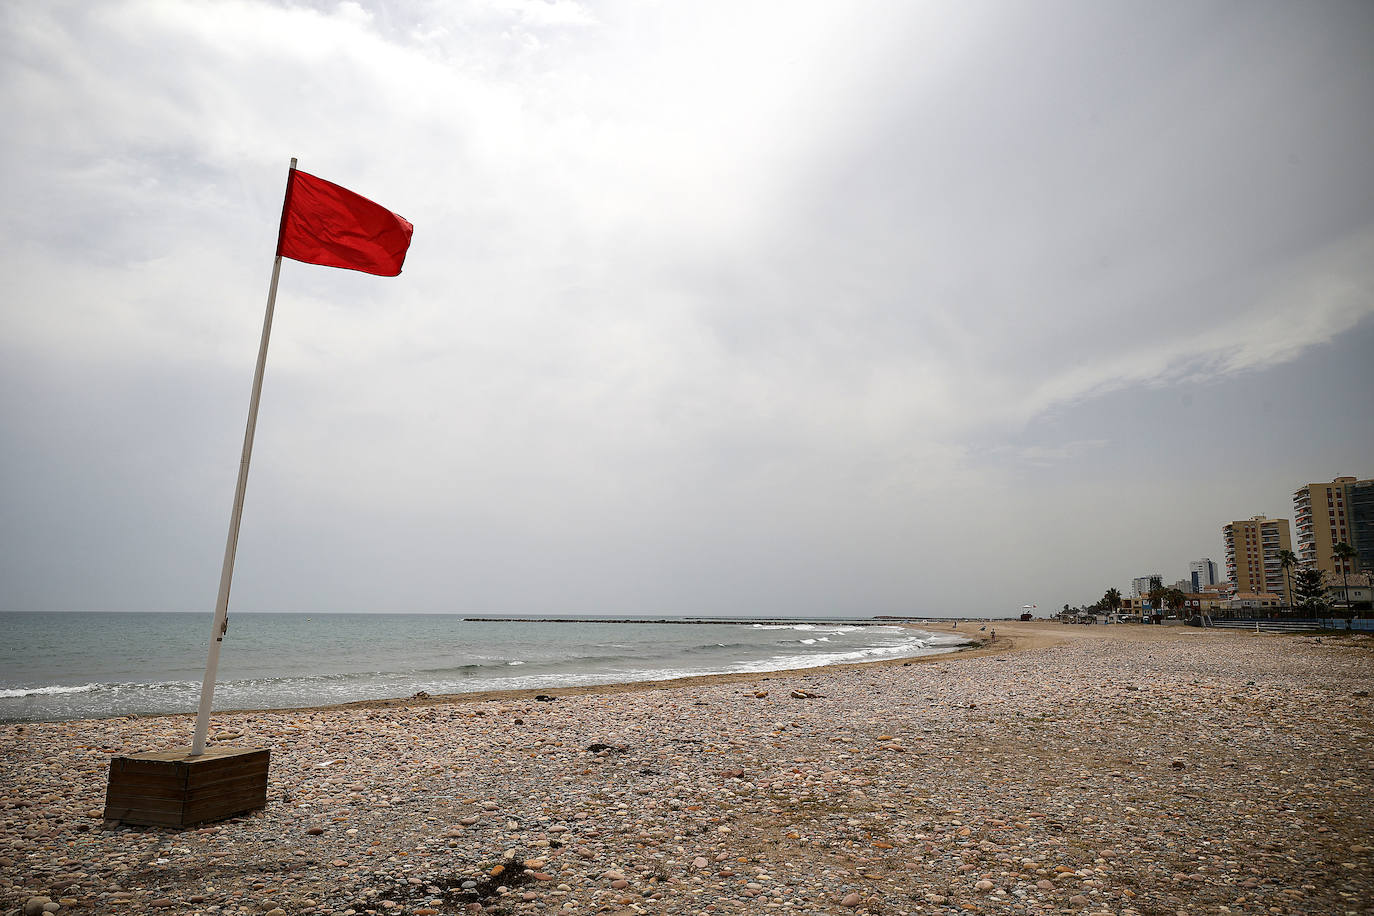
top-left (2, 0), bottom-right (1372, 616)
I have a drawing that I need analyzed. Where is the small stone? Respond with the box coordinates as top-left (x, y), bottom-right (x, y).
top-left (23, 898), bottom-right (52, 916)
top-left (306, 826), bottom-right (324, 835)
top-left (841, 892), bottom-right (861, 907)
top-left (975, 879), bottom-right (994, 891)
top-left (1069, 895), bottom-right (1089, 906)
top-left (693, 857), bottom-right (708, 868)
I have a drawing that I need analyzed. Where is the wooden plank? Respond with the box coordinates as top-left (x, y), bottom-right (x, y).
top-left (185, 774), bottom-right (269, 803)
top-left (103, 796), bottom-right (185, 818)
top-left (186, 761), bottom-right (269, 786)
top-left (103, 804), bottom-right (185, 827)
top-left (104, 772), bottom-right (186, 794)
top-left (184, 774), bottom-right (266, 798)
top-left (104, 789), bottom-right (187, 811)
top-left (111, 758), bottom-right (186, 780)
top-left (184, 789), bottom-right (267, 823)
top-left (184, 784), bottom-right (267, 813)
top-left (184, 757), bottom-right (270, 785)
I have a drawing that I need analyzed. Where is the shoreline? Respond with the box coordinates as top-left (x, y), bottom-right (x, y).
top-left (248, 626), bottom-right (999, 718)
top-left (216, 620), bottom-right (1124, 721)
top-left (4, 622), bottom-right (1369, 916)
top-left (3, 623), bottom-right (994, 727)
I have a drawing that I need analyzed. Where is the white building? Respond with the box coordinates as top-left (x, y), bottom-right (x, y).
top-left (1189, 558), bottom-right (1219, 592)
top-left (1132, 575), bottom-right (1163, 598)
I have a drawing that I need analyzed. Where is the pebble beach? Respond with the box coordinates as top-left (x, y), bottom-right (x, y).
top-left (2, 622), bottom-right (1371, 916)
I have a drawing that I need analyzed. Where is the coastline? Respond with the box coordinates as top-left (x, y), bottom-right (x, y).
top-left (2, 622), bottom-right (1370, 916)
top-left (291, 619), bottom-right (1108, 717)
top-left (0, 617), bottom-right (975, 725)
top-left (249, 624), bottom-right (993, 718)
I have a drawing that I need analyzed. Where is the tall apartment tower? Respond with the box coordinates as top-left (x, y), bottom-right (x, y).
top-left (1132, 575), bottom-right (1162, 598)
top-left (1188, 558), bottom-right (1219, 592)
top-left (1222, 516), bottom-right (1292, 603)
top-left (1293, 476), bottom-right (1372, 574)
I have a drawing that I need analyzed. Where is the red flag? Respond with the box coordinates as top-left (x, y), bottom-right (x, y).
top-left (276, 170), bottom-right (413, 276)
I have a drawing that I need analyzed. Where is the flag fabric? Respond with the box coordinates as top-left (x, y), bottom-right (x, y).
top-left (276, 170), bottom-right (413, 276)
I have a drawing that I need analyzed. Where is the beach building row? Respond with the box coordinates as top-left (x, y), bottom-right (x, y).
top-left (1090, 474), bottom-right (1369, 620)
top-left (1209, 474), bottom-right (1372, 610)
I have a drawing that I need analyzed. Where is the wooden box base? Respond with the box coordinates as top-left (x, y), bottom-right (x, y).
top-left (104, 746), bottom-right (270, 827)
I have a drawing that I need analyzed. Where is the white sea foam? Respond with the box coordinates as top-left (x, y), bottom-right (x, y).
top-left (0, 683), bottom-right (101, 699)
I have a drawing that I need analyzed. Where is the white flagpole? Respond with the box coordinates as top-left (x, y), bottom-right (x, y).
top-left (190, 157), bottom-right (297, 756)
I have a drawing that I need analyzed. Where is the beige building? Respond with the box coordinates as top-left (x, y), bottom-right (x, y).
top-left (1293, 476), bottom-right (1371, 575)
top-left (1227, 592), bottom-right (1284, 612)
top-left (1181, 592), bottom-right (1229, 616)
top-left (1222, 515), bottom-right (1293, 604)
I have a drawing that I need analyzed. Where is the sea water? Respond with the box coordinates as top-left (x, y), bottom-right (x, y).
top-left (0, 612), bottom-right (968, 722)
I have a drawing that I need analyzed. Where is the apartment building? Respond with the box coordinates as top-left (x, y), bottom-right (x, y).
top-left (1293, 476), bottom-right (1372, 574)
top-left (1131, 575), bottom-right (1162, 598)
top-left (1222, 515), bottom-right (1292, 604)
top-left (1189, 558), bottom-right (1219, 591)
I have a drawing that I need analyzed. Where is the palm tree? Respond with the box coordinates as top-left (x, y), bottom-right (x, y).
top-left (1146, 577), bottom-right (1166, 620)
top-left (1333, 542), bottom-right (1358, 614)
top-left (1103, 587), bottom-right (1122, 619)
top-left (1278, 549), bottom-right (1298, 614)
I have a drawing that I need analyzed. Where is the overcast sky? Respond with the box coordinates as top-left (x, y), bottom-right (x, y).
top-left (2, 0), bottom-right (1371, 617)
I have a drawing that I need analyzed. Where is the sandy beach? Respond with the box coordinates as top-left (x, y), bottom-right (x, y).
top-left (2, 621), bottom-right (1370, 916)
